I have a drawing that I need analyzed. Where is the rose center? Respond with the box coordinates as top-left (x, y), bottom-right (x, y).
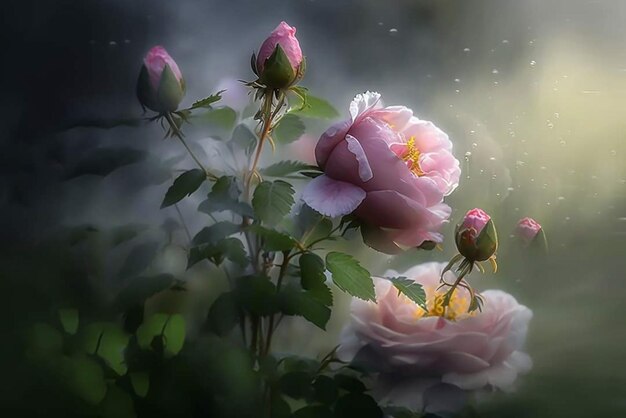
top-left (390, 136), bottom-right (425, 177)
top-left (411, 288), bottom-right (474, 321)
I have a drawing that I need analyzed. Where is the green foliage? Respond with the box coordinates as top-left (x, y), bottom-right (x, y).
top-left (325, 252), bottom-right (375, 302)
top-left (249, 225), bottom-right (298, 251)
top-left (236, 275), bottom-right (279, 316)
top-left (279, 285), bottom-right (331, 329)
top-left (334, 393), bottom-right (383, 418)
top-left (261, 160), bottom-right (317, 177)
top-left (252, 180), bottom-right (295, 226)
top-left (118, 241), bottom-right (160, 279)
top-left (129, 372), bottom-right (150, 398)
top-left (230, 123), bottom-right (257, 156)
top-left (58, 308), bottom-right (79, 335)
top-left (207, 292), bottom-right (240, 336)
top-left (196, 106), bottom-right (237, 134)
top-left (59, 355), bottom-right (108, 405)
top-left (136, 313), bottom-right (186, 358)
top-left (161, 168), bottom-right (207, 208)
top-left (115, 274), bottom-right (175, 311)
top-left (188, 237), bottom-right (248, 268)
top-left (81, 322), bottom-right (130, 375)
top-left (273, 114), bottom-right (305, 144)
top-left (288, 92), bottom-right (340, 119)
top-left (299, 253), bottom-right (333, 306)
top-left (192, 221), bottom-right (241, 246)
top-left (388, 277), bottom-right (427, 309)
top-left (198, 175), bottom-right (253, 217)
top-left (313, 375), bottom-right (339, 404)
top-left (190, 91), bottom-right (223, 109)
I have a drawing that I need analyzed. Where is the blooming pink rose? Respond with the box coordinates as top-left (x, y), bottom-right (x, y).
top-left (302, 92), bottom-right (461, 253)
top-left (144, 46), bottom-right (183, 91)
top-left (256, 21), bottom-right (303, 75)
top-left (516, 217), bottom-right (542, 245)
top-left (338, 262), bottom-right (532, 412)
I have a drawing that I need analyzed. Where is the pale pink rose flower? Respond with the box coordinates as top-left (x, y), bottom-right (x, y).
top-left (516, 217), bottom-right (542, 245)
top-left (461, 208), bottom-right (491, 235)
top-left (144, 46), bottom-right (183, 90)
top-left (338, 262), bottom-right (533, 413)
top-left (256, 21), bottom-right (303, 74)
top-left (302, 92), bottom-right (461, 253)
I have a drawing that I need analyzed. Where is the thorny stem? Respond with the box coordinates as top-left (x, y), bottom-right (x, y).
top-left (264, 251), bottom-right (290, 356)
top-left (164, 112), bottom-right (218, 181)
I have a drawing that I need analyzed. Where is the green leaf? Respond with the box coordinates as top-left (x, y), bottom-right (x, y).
top-left (313, 375), bottom-right (338, 404)
top-left (252, 180), bottom-right (295, 226)
top-left (289, 93), bottom-right (339, 119)
top-left (118, 241), bottom-right (160, 279)
top-left (300, 253), bottom-right (332, 306)
top-left (136, 313), bottom-right (186, 358)
top-left (260, 160), bottom-right (317, 177)
top-left (161, 169), bottom-right (207, 208)
top-left (109, 223), bottom-right (148, 246)
top-left (192, 221), bottom-right (241, 246)
top-left (188, 237), bottom-right (248, 268)
top-left (115, 274), bottom-right (175, 311)
top-left (81, 322), bottom-right (130, 376)
top-left (249, 225), bottom-right (298, 251)
top-left (197, 106), bottom-right (237, 133)
top-left (26, 323), bottom-right (63, 360)
top-left (58, 308), bottom-right (79, 335)
top-left (387, 277), bottom-right (426, 309)
top-left (334, 393), bottom-right (383, 418)
top-left (59, 355), bottom-right (107, 405)
top-left (325, 252), bottom-right (375, 302)
top-left (198, 175), bottom-right (253, 217)
top-left (278, 371), bottom-right (312, 399)
top-left (334, 374), bottom-right (366, 393)
top-left (207, 292), bottom-right (240, 336)
top-left (230, 123), bottom-right (257, 156)
top-left (236, 275), bottom-right (278, 316)
top-left (66, 148), bottom-right (147, 179)
top-left (100, 384), bottom-right (136, 418)
top-left (279, 286), bottom-right (331, 329)
top-left (273, 114), bottom-right (305, 144)
top-left (190, 91), bottom-right (223, 109)
top-left (130, 372), bottom-right (150, 398)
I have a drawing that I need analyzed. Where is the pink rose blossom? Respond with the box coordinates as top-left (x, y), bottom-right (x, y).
top-left (256, 21), bottom-right (303, 74)
top-left (302, 92), bottom-right (461, 253)
top-left (516, 217), bottom-right (542, 245)
top-left (144, 46), bottom-right (183, 90)
top-left (461, 208), bottom-right (491, 235)
top-left (338, 262), bottom-right (532, 412)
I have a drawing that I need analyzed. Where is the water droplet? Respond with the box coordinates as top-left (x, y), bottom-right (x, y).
top-left (123, 39), bottom-right (131, 44)
top-left (530, 60), bottom-right (536, 67)
top-left (546, 120), bottom-right (554, 129)
top-left (565, 216), bottom-right (571, 221)
top-left (502, 39), bottom-right (509, 44)
top-left (463, 47), bottom-right (471, 52)
top-left (471, 142), bottom-right (478, 148)
top-left (507, 187), bottom-right (515, 191)
top-left (610, 150), bottom-right (617, 156)
top-left (554, 112), bottom-right (560, 119)
top-left (489, 157), bottom-right (496, 161)
top-left (558, 196), bottom-right (565, 201)
top-left (559, 140), bottom-right (567, 146)
top-left (540, 166), bottom-right (547, 171)
top-left (465, 151), bottom-right (472, 158)
top-left (108, 40), bottom-right (117, 46)
top-left (378, 22), bottom-right (384, 26)
top-left (389, 28), bottom-right (398, 33)
top-left (454, 78), bottom-right (460, 83)
top-left (492, 69), bottom-right (499, 75)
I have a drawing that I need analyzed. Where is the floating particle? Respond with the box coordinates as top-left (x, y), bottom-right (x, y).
top-left (463, 47), bottom-right (471, 52)
top-left (492, 69), bottom-right (499, 74)
top-left (389, 28), bottom-right (398, 33)
top-left (530, 60), bottom-right (536, 67)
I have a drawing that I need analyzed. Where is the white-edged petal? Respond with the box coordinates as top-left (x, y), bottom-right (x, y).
top-left (345, 134), bottom-right (373, 182)
top-left (301, 174), bottom-right (366, 218)
top-left (349, 91), bottom-right (382, 121)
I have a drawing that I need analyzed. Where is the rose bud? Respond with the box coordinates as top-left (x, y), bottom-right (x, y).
top-left (455, 208), bottom-right (498, 262)
top-left (516, 217), bottom-right (547, 251)
top-left (137, 46), bottom-right (185, 113)
top-left (254, 21), bottom-right (304, 89)
top-left (302, 92), bottom-right (461, 254)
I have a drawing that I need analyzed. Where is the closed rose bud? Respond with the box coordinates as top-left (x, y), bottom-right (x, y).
top-left (255, 21), bottom-right (304, 89)
top-left (516, 217), bottom-right (547, 252)
top-left (455, 208), bottom-right (498, 261)
top-left (137, 46), bottom-right (185, 113)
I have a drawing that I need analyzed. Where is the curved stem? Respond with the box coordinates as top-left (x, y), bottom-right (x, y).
top-left (244, 90), bottom-right (275, 199)
top-left (164, 112), bottom-right (218, 180)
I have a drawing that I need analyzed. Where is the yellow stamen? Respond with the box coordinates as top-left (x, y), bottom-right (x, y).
top-left (401, 136), bottom-right (425, 177)
top-left (410, 286), bottom-right (475, 321)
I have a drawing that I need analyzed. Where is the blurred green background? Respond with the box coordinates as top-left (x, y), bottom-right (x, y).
top-left (1, 0), bottom-right (625, 416)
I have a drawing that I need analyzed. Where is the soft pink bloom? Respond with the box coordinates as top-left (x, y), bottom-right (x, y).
top-left (338, 262), bottom-right (533, 412)
top-left (456, 208), bottom-right (497, 261)
top-left (144, 46), bottom-right (183, 90)
top-left (516, 217), bottom-right (542, 245)
top-left (256, 21), bottom-right (303, 74)
top-left (302, 92), bottom-right (461, 253)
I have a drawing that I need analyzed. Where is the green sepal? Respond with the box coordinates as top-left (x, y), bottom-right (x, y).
top-left (260, 44), bottom-right (295, 89)
top-left (156, 64), bottom-right (185, 112)
top-left (137, 64), bottom-right (157, 111)
top-left (475, 218), bottom-right (498, 261)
